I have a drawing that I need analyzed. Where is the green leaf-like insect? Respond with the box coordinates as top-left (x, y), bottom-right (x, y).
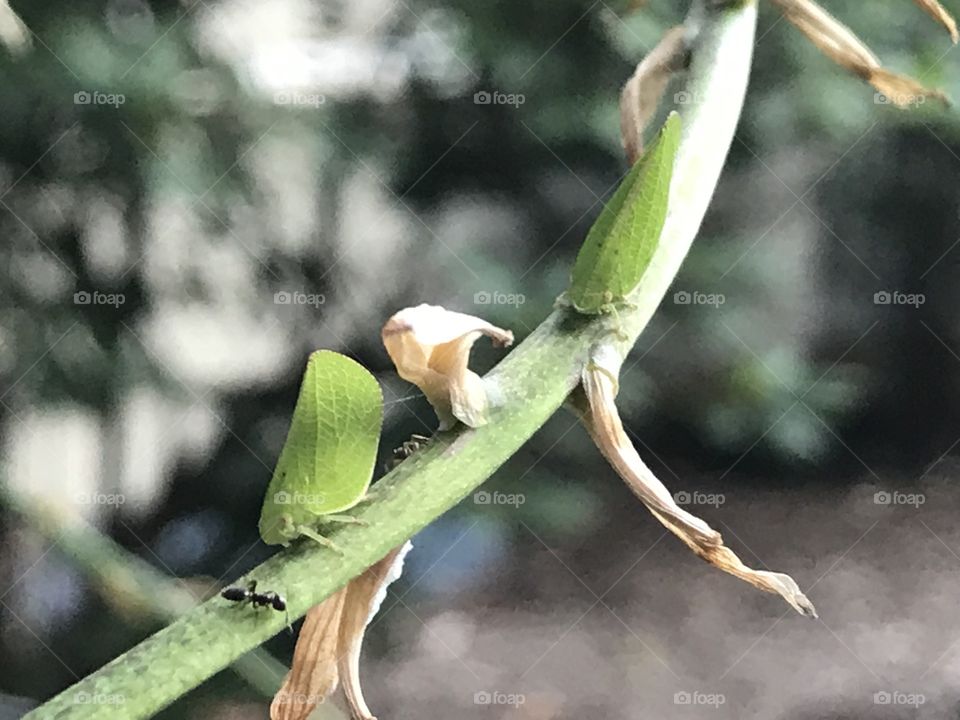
top-left (258, 350), bottom-right (383, 550)
top-left (566, 111), bottom-right (681, 314)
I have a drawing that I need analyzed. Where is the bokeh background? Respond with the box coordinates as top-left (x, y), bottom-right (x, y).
top-left (2, 0), bottom-right (960, 718)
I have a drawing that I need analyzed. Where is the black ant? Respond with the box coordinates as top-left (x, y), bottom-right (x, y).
top-left (388, 433), bottom-right (431, 470)
top-left (221, 580), bottom-right (290, 628)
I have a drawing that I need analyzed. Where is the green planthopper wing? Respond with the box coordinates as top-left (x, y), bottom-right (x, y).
top-left (567, 111), bottom-right (681, 313)
top-left (259, 350), bottom-right (384, 546)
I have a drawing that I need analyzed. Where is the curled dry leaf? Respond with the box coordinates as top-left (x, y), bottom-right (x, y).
top-left (914, 0), bottom-right (959, 43)
top-left (382, 304), bottom-right (514, 429)
top-left (770, 0), bottom-right (949, 107)
top-left (575, 345), bottom-right (817, 618)
top-left (271, 542), bottom-right (413, 720)
top-left (620, 25), bottom-right (688, 165)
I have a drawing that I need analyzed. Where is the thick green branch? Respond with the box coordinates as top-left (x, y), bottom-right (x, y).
top-left (26, 2), bottom-right (757, 718)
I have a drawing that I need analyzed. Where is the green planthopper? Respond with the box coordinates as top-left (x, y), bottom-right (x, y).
top-left (258, 350), bottom-right (383, 551)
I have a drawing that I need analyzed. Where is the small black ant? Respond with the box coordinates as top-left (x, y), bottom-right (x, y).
top-left (388, 433), bottom-right (431, 470)
top-left (221, 580), bottom-right (289, 626)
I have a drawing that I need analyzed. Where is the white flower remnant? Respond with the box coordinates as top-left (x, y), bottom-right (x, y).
top-left (382, 304), bottom-right (514, 429)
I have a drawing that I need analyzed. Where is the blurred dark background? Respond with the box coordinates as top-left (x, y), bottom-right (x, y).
top-left (1, 0), bottom-right (960, 718)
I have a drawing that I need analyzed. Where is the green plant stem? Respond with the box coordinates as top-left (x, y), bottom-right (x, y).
top-left (26, 2), bottom-right (757, 718)
top-left (0, 486), bottom-right (288, 697)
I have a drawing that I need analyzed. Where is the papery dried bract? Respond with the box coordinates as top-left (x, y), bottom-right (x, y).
top-left (382, 304), bottom-right (513, 429)
top-left (620, 26), bottom-right (688, 165)
top-left (271, 590), bottom-right (347, 720)
top-left (577, 347), bottom-right (817, 618)
top-left (271, 543), bottom-right (413, 720)
top-left (338, 542), bottom-right (412, 720)
top-left (771, 0), bottom-right (949, 107)
top-left (913, 0), bottom-right (958, 43)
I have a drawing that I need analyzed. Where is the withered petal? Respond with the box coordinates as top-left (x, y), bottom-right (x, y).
top-left (271, 588), bottom-right (348, 720)
top-left (271, 543), bottom-right (413, 720)
top-left (914, 0), bottom-right (959, 43)
top-left (382, 304), bottom-right (513, 429)
top-left (620, 25), bottom-right (688, 165)
top-left (338, 542), bottom-right (413, 720)
top-left (870, 67), bottom-right (950, 107)
top-left (577, 352), bottom-right (817, 617)
top-left (771, 0), bottom-right (949, 107)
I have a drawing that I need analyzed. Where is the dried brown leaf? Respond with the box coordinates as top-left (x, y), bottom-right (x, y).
top-left (271, 543), bottom-right (413, 720)
top-left (271, 589), bottom-right (348, 720)
top-left (338, 544), bottom-right (411, 720)
top-left (620, 26), bottom-right (688, 164)
top-left (577, 350), bottom-right (817, 617)
top-left (770, 0), bottom-right (879, 71)
top-left (914, 0), bottom-right (959, 43)
top-left (871, 67), bottom-right (950, 107)
top-left (771, 0), bottom-right (949, 107)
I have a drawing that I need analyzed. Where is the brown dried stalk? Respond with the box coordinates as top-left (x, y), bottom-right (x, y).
top-left (620, 26), bottom-right (689, 164)
top-left (575, 352), bottom-right (817, 617)
top-left (770, 0), bottom-right (949, 107)
top-left (271, 544), bottom-right (411, 720)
